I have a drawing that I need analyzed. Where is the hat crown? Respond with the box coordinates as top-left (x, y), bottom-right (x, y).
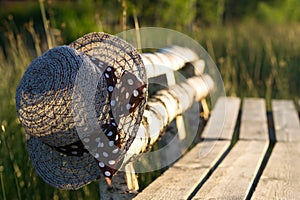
top-left (16, 46), bottom-right (83, 146)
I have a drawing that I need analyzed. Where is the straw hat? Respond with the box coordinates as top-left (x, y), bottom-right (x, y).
top-left (16, 32), bottom-right (147, 189)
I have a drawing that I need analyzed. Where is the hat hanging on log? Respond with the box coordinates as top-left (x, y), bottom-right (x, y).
top-left (15, 32), bottom-right (147, 189)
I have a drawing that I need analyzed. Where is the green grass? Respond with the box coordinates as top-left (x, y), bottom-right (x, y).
top-left (193, 21), bottom-right (299, 110)
top-left (0, 20), bottom-right (299, 199)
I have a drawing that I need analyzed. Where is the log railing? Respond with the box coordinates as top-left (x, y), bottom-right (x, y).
top-left (98, 46), bottom-right (214, 199)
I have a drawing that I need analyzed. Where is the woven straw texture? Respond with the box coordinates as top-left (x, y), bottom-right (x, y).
top-left (16, 32), bottom-right (147, 189)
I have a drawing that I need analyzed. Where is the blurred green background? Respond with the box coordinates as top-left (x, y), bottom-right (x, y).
top-left (0, 0), bottom-right (299, 199)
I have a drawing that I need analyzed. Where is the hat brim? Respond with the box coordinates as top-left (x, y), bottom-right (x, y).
top-left (27, 136), bottom-right (100, 190)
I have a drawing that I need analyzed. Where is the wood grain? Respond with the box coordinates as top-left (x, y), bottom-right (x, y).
top-left (194, 140), bottom-right (269, 199)
top-left (272, 100), bottom-right (300, 142)
top-left (134, 97), bottom-right (240, 200)
top-left (133, 140), bottom-right (230, 200)
top-left (252, 143), bottom-right (300, 200)
top-left (240, 98), bottom-right (268, 140)
top-left (201, 97), bottom-right (241, 140)
top-left (252, 100), bottom-right (300, 199)
top-left (194, 98), bottom-right (269, 199)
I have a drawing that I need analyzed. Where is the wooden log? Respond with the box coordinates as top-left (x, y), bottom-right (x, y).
top-left (141, 46), bottom-right (205, 78)
top-left (124, 74), bottom-right (214, 162)
top-left (123, 46), bottom-right (205, 193)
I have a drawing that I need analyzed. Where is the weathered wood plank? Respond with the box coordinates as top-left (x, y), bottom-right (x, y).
top-left (252, 100), bottom-right (300, 199)
top-left (194, 98), bottom-right (269, 199)
top-left (194, 140), bottom-right (269, 199)
top-left (272, 100), bottom-right (300, 142)
top-left (201, 97), bottom-right (241, 140)
top-left (134, 97), bottom-right (240, 200)
top-left (252, 143), bottom-right (300, 200)
top-left (240, 98), bottom-right (268, 140)
top-left (133, 141), bottom-right (230, 200)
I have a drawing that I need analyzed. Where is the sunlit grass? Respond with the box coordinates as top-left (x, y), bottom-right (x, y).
top-left (193, 21), bottom-right (300, 110)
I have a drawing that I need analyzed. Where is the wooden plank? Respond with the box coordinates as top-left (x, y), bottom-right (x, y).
top-left (134, 97), bottom-right (240, 200)
top-left (194, 98), bottom-right (269, 199)
top-left (194, 141), bottom-right (269, 199)
top-left (133, 141), bottom-right (230, 200)
top-left (272, 100), bottom-right (300, 142)
top-left (252, 143), bottom-right (300, 199)
top-left (201, 97), bottom-right (241, 140)
top-left (252, 100), bottom-right (300, 199)
top-left (240, 98), bottom-right (268, 140)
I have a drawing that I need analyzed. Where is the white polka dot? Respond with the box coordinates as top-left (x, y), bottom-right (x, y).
top-left (106, 67), bottom-right (111, 71)
top-left (126, 103), bottom-right (131, 110)
top-left (60, 148), bottom-right (66, 151)
top-left (98, 142), bottom-right (104, 148)
top-left (105, 171), bottom-right (111, 177)
top-left (72, 151), bottom-right (78, 155)
top-left (103, 152), bottom-right (109, 157)
top-left (95, 153), bottom-right (99, 158)
top-left (133, 90), bottom-right (139, 97)
top-left (91, 56), bottom-right (96, 60)
top-left (109, 141), bottom-right (114, 147)
top-left (110, 100), bottom-right (116, 106)
top-left (125, 92), bottom-right (130, 99)
top-left (111, 122), bottom-right (116, 127)
top-left (108, 86), bottom-right (114, 92)
top-left (105, 73), bottom-right (109, 78)
top-left (71, 145), bottom-right (78, 149)
top-left (99, 162), bottom-right (105, 168)
top-left (112, 148), bottom-right (119, 154)
top-left (95, 137), bottom-right (100, 142)
top-left (107, 131), bottom-right (113, 136)
top-left (127, 79), bottom-right (134, 85)
top-left (109, 160), bottom-right (116, 165)
top-left (121, 87), bottom-right (125, 93)
top-left (83, 138), bottom-right (90, 143)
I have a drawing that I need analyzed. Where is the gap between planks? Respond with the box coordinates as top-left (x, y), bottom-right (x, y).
top-left (134, 97), bottom-right (241, 200)
top-left (193, 98), bottom-right (269, 199)
top-left (252, 100), bottom-right (300, 199)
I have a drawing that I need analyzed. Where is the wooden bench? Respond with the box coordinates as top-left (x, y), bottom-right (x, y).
top-left (97, 46), bottom-right (299, 199)
top-left (134, 97), bottom-right (300, 200)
